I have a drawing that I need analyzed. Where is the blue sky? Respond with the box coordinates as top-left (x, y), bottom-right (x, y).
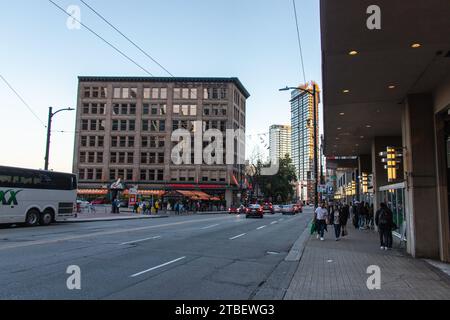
top-left (0, 0), bottom-right (322, 172)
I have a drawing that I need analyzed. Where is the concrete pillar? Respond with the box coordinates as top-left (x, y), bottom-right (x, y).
top-left (402, 93), bottom-right (440, 259)
top-left (225, 189), bottom-right (233, 208)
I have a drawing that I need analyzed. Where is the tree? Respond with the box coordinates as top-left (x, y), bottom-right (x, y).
top-left (258, 155), bottom-right (298, 203)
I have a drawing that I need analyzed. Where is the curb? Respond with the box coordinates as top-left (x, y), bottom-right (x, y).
top-left (62, 215), bottom-right (169, 223)
top-left (285, 219), bottom-right (312, 262)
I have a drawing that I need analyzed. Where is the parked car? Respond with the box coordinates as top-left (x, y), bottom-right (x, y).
top-left (262, 202), bottom-right (274, 214)
top-left (91, 198), bottom-right (108, 205)
top-left (245, 204), bottom-right (264, 219)
top-left (273, 205), bottom-right (282, 213)
top-left (281, 204), bottom-right (296, 215)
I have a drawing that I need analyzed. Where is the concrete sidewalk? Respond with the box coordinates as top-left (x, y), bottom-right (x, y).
top-left (284, 221), bottom-right (450, 300)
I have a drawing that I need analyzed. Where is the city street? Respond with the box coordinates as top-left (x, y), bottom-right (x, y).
top-left (0, 210), bottom-right (310, 299)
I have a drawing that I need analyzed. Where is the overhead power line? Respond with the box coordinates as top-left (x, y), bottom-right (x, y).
top-left (79, 0), bottom-right (174, 77)
top-left (292, 0), bottom-right (307, 84)
top-left (0, 74), bottom-right (47, 128)
top-left (48, 0), bottom-right (154, 76)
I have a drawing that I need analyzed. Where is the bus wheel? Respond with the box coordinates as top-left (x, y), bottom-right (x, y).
top-left (25, 209), bottom-right (40, 227)
top-left (39, 210), bottom-right (54, 226)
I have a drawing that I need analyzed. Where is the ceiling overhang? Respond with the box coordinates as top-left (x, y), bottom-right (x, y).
top-left (321, 0), bottom-right (450, 157)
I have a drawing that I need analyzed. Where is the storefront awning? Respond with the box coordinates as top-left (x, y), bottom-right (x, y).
top-left (77, 189), bottom-right (108, 195)
top-left (122, 190), bottom-right (166, 196)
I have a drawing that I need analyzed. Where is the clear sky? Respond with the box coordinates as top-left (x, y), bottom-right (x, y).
top-left (0, 0), bottom-right (322, 173)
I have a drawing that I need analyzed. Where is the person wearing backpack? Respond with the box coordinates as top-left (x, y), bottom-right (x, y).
top-left (375, 202), bottom-right (394, 250)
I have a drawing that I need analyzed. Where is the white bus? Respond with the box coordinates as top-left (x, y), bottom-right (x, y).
top-left (0, 166), bottom-right (77, 226)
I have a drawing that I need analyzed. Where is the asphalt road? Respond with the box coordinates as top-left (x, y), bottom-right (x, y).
top-left (0, 209), bottom-right (312, 300)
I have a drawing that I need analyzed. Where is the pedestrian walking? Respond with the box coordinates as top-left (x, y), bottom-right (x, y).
top-left (375, 202), bottom-right (394, 250)
top-left (314, 202), bottom-right (329, 241)
top-left (333, 207), bottom-right (341, 241)
top-left (340, 203), bottom-right (350, 237)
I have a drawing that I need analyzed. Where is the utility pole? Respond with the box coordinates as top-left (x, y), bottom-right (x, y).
top-left (44, 106), bottom-right (75, 171)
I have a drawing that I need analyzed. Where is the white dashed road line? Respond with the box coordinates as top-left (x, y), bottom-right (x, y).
top-left (229, 233), bottom-right (246, 240)
top-left (120, 236), bottom-right (161, 246)
top-left (130, 256), bottom-right (186, 278)
top-left (200, 224), bottom-right (220, 230)
top-left (271, 221), bottom-right (278, 225)
top-left (257, 226), bottom-right (267, 230)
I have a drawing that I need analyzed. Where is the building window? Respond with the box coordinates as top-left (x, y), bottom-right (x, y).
top-left (79, 152), bottom-right (86, 163)
top-left (98, 136), bottom-right (104, 147)
top-left (140, 169), bottom-right (146, 180)
top-left (97, 152), bottom-right (103, 163)
top-left (126, 169), bottom-right (133, 180)
top-left (95, 169), bottom-right (102, 180)
top-left (144, 88), bottom-right (151, 99)
top-left (81, 136), bottom-right (87, 147)
top-left (118, 152), bottom-right (125, 164)
top-left (87, 169), bottom-right (94, 180)
top-left (127, 153), bottom-right (134, 164)
top-left (82, 120), bottom-right (88, 130)
top-left (174, 88), bottom-right (181, 99)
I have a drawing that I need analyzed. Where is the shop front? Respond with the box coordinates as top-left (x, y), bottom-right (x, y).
top-left (379, 183), bottom-right (407, 243)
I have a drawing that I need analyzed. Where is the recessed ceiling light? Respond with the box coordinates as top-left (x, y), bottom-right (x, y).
top-left (337, 127), bottom-right (342, 130)
top-left (366, 125), bottom-right (372, 128)
top-left (336, 137), bottom-right (340, 140)
top-left (388, 85), bottom-right (396, 89)
top-left (411, 43), bottom-right (421, 48)
top-left (339, 112), bottom-right (345, 116)
top-left (343, 89), bottom-right (350, 93)
top-left (349, 50), bottom-right (358, 56)
top-left (355, 144), bottom-right (359, 146)
top-left (360, 136), bottom-right (364, 139)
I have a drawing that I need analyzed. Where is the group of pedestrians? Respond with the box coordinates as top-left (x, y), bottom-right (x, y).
top-left (313, 202), bottom-right (350, 241)
top-left (312, 200), bottom-right (396, 250)
top-left (133, 200), bottom-right (160, 215)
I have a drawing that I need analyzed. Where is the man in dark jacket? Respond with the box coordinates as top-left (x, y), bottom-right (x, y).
top-left (375, 202), bottom-right (394, 250)
top-left (340, 203), bottom-right (350, 237)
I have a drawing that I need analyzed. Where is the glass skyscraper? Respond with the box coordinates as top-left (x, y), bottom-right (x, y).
top-left (269, 124), bottom-right (291, 161)
top-left (290, 82), bottom-right (320, 202)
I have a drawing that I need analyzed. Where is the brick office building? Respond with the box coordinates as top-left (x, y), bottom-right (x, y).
top-left (73, 76), bottom-right (250, 207)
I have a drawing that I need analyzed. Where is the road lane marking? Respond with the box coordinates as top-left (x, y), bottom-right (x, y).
top-left (119, 236), bottom-right (161, 246)
top-left (229, 233), bottom-right (246, 240)
top-left (0, 216), bottom-right (234, 251)
top-left (130, 256), bottom-right (186, 278)
top-left (200, 224), bottom-right (219, 230)
top-left (257, 226), bottom-right (267, 230)
top-left (271, 221), bottom-right (278, 225)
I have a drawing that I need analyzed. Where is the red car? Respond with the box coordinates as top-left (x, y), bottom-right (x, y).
top-left (294, 203), bottom-right (303, 213)
top-left (262, 202), bottom-right (275, 214)
top-left (228, 205), bottom-right (245, 214)
top-left (246, 204), bottom-right (264, 219)
top-left (91, 198), bottom-right (108, 205)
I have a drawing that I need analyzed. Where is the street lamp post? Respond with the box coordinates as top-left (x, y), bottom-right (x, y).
top-left (280, 84), bottom-right (318, 208)
top-left (44, 106), bottom-right (75, 171)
